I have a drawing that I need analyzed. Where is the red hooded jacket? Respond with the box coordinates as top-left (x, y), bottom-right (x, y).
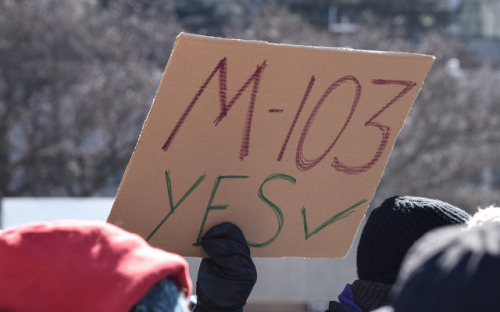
top-left (0, 220), bottom-right (192, 312)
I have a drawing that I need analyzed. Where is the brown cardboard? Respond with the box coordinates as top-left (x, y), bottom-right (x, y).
top-left (107, 33), bottom-right (435, 258)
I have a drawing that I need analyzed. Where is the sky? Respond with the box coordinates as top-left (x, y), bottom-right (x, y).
top-left (1, 197), bottom-right (113, 230)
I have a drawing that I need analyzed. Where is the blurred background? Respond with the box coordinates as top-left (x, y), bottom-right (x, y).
top-left (1, 0), bottom-right (499, 311)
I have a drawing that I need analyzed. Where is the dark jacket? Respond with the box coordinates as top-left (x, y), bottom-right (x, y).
top-left (326, 280), bottom-right (392, 312)
top-left (327, 300), bottom-right (360, 312)
top-left (390, 223), bottom-right (500, 312)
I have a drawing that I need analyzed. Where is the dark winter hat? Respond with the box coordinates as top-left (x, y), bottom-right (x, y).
top-left (391, 223), bottom-right (500, 312)
top-left (356, 196), bottom-right (471, 284)
top-left (0, 220), bottom-right (192, 312)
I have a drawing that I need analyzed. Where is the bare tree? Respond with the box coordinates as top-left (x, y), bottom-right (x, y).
top-left (0, 0), bottom-right (182, 196)
top-left (226, 9), bottom-right (500, 212)
top-left (379, 60), bottom-right (500, 211)
top-left (2, 0), bottom-right (499, 212)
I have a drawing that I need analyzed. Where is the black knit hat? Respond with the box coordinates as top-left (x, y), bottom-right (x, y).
top-left (356, 196), bottom-right (471, 284)
top-left (392, 223), bottom-right (500, 312)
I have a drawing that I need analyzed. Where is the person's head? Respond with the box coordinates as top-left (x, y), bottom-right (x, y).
top-left (388, 222), bottom-right (500, 312)
top-left (356, 196), bottom-right (471, 284)
top-left (0, 220), bottom-right (192, 312)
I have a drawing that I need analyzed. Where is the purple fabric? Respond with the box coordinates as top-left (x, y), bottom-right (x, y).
top-left (339, 284), bottom-right (364, 312)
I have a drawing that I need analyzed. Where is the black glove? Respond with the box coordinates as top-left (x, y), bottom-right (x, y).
top-left (194, 222), bottom-right (257, 312)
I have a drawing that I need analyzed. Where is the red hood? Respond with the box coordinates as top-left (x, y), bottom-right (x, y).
top-left (0, 219), bottom-right (192, 312)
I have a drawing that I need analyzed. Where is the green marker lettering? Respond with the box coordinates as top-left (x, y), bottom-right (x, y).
top-left (146, 170), bottom-right (206, 241)
top-left (247, 173), bottom-right (296, 248)
top-left (193, 175), bottom-right (249, 246)
top-left (302, 199), bottom-right (367, 240)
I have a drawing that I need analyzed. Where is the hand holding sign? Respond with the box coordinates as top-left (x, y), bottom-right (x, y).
top-left (194, 222), bottom-right (256, 312)
top-left (107, 33), bottom-right (434, 257)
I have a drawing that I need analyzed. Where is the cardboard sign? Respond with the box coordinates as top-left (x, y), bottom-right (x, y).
top-left (107, 33), bottom-right (434, 258)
